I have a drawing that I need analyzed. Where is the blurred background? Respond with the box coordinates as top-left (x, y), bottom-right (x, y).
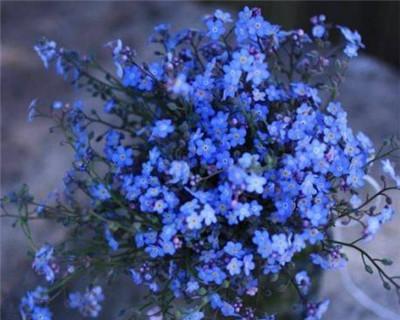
top-left (1, 1), bottom-right (399, 319)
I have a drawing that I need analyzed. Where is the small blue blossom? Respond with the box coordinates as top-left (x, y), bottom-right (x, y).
top-left (295, 270), bottom-right (311, 294)
top-left (20, 287), bottom-right (51, 319)
top-left (243, 254), bottom-right (255, 276)
top-left (311, 251), bottom-right (347, 270)
top-left (104, 99), bottom-right (115, 113)
top-left (186, 212), bottom-right (202, 230)
top-left (226, 257), bottom-right (243, 276)
top-left (311, 15), bottom-right (326, 38)
top-left (111, 146), bottom-right (134, 168)
top-left (69, 286), bottom-right (104, 318)
top-left (90, 184), bottom-right (111, 201)
top-left (253, 230), bottom-right (272, 259)
top-left (312, 25), bottom-right (325, 38)
top-left (27, 99), bottom-right (38, 122)
top-left (151, 119), bottom-right (175, 139)
top-left (34, 39), bottom-right (57, 69)
top-left (245, 173), bottom-right (266, 194)
top-left (246, 61), bottom-right (270, 85)
top-left (195, 138), bottom-right (216, 160)
top-left (123, 65), bottom-right (142, 87)
top-left (186, 280), bottom-right (200, 293)
top-left (305, 300), bottom-right (330, 320)
top-left (224, 242), bottom-right (244, 257)
top-left (52, 101), bottom-right (63, 109)
top-left (215, 9), bottom-right (232, 23)
top-left (32, 244), bottom-right (55, 282)
top-left (198, 266), bottom-right (226, 285)
top-left (228, 127), bottom-right (246, 148)
top-left (183, 311), bottom-right (204, 320)
top-left (168, 161), bottom-right (190, 185)
top-left (104, 226), bottom-right (119, 251)
top-left (32, 306), bottom-right (53, 320)
top-left (206, 19), bottom-right (225, 40)
top-left (338, 26), bottom-right (365, 58)
top-left (232, 48), bottom-right (254, 72)
top-left (200, 204), bottom-right (217, 226)
top-left (381, 159), bottom-right (400, 187)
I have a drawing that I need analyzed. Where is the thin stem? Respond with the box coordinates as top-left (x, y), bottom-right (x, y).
top-left (328, 239), bottom-right (400, 290)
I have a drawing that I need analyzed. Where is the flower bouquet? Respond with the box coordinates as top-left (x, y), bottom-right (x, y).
top-left (2, 6), bottom-right (400, 320)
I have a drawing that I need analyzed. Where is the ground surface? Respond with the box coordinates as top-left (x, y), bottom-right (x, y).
top-left (1, 2), bottom-right (399, 319)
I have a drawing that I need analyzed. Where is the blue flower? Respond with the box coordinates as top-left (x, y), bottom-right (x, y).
top-left (305, 299), bottom-right (330, 320)
top-left (307, 139), bottom-right (326, 159)
top-left (111, 146), bottom-right (134, 168)
top-left (227, 257), bottom-right (243, 276)
top-left (129, 269), bottom-right (143, 284)
top-left (224, 241), bottom-right (244, 257)
top-left (20, 287), bottom-right (51, 319)
top-left (52, 101), bottom-right (63, 110)
top-left (295, 270), bottom-right (311, 294)
top-left (270, 233), bottom-right (290, 255)
top-left (104, 226), bottom-right (119, 251)
top-left (346, 168), bottom-right (365, 188)
top-left (186, 212), bottom-right (202, 230)
top-left (90, 184), bottom-right (111, 201)
top-left (252, 230), bottom-right (272, 259)
top-left (200, 204), bottom-right (217, 226)
top-left (69, 286), bottom-right (104, 318)
top-left (273, 198), bottom-right (294, 222)
top-left (151, 119), bottom-right (175, 139)
top-left (27, 99), bottom-right (38, 122)
top-left (32, 244), bottom-right (55, 282)
top-left (215, 9), bottom-right (232, 23)
top-left (104, 99), bottom-right (115, 113)
top-left (216, 151), bottom-right (233, 169)
top-left (186, 279), bottom-right (200, 293)
top-left (234, 202), bottom-right (251, 221)
top-left (243, 254), bottom-right (255, 276)
top-left (198, 266), bottom-right (226, 285)
top-left (311, 251), bottom-right (346, 270)
top-left (301, 174), bottom-right (317, 196)
top-left (246, 60), bottom-right (270, 85)
top-left (195, 138), bottom-right (216, 160)
top-left (338, 26), bottom-right (365, 58)
top-left (168, 161), bottom-right (190, 184)
top-left (232, 49), bottom-right (254, 72)
top-left (206, 19), bottom-right (225, 40)
top-left (183, 311), bottom-right (204, 320)
top-left (245, 173), bottom-right (266, 194)
top-left (266, 85), bottom-right (285, 101)
top-left (312, 25), bottom-right (325, 38)
top-left (34, 39), bottom-right (57, 69)
top-left (220, 301), bottom-right (236, 316)
top-left (381, 159), bottom-right (400, 187)
top-left (170, 74), bottom-right (191, 97)
top-left (32, 306), bottom-right (52, 320)
top-left (228, 127), bottom-right (246, 148)
top-left (122, 65), bottom-right (142, 87)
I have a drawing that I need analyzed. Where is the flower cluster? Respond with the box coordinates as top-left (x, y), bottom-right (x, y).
top-left (69, 286), bottom-right (104, 318)
top-left (2, 6), bottom-right (399, 320)
top-left (20, 287), bottom-right (52, 320)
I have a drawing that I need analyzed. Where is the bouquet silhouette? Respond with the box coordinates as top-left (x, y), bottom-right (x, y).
top-left (2, 7), bottom-right (399, 320)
